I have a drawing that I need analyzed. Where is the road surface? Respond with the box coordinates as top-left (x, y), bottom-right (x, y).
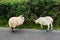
top-left (0, 28), bottom-right (60, 40)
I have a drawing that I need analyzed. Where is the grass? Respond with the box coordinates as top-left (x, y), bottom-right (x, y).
top-left (0, 18), bottom-right (8, 27)
top-left (16, 23), bottom-right (41, 29)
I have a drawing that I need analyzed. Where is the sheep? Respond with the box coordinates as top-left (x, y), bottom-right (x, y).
top-left (34, 16), bottom-right (53, 31)
top-left (9, 15), bottom-right (25, 32)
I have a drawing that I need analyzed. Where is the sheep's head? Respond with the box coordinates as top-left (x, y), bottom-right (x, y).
top-left (19, 14), bottom-right (26, 17)
top-left (19, 15), bottom-right (23, 17)
top-left (34, 20), bottom-right (38, 24)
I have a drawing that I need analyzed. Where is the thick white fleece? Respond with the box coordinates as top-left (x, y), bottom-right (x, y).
top-left (35, 16), bottom-right (53, 30)
top-left (9, 15), bottom-right (24, 28)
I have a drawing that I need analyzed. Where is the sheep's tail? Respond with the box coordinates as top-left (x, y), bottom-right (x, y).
top-left (9, 21), bottom-right (15, 32)
top-left (9, 20), bottom-right (15, 28)
top-left (9, 21), bottom-right (12, 28)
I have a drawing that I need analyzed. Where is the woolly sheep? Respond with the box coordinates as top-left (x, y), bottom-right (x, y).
top-left (9, 15), bottom-right (25, 32)
top-left (34, 16), bottom-right (53, 31)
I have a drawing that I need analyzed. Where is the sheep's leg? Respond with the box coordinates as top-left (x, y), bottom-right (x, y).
top-left (51, 23), bottom-right (53, 31)
top-left (41, 24), bottom-right (43, 29)
top-left (46, 24), bottom-right (50, 32)
top-left (11, 27), bottom-right (15, 32)
top-left (47, 24), bottom-right (50, 30)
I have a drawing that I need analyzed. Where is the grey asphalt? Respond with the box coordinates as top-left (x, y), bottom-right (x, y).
top-left (0, 28), bottom-right (60, 40)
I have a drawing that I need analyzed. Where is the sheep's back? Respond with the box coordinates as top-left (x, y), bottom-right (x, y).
top-left (38, 17), bottom-right (53, 25)
top-left (44, 16), bottom-right (53, 23)
top-left (16, 17), bottom-right (24, 26)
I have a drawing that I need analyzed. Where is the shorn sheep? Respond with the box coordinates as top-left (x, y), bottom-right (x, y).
top-left (9, 15), bottom-right (25, 32)
top-left (34, 16), bottom-right (53, 31)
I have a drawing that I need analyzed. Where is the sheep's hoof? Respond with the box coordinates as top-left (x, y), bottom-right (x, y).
top-left (46, 30), bottom-right (49, 32)
top-left (11, 27), bottom-right (15, 33)
top-left (50, 30), bottom-right (53, 31)
top-left (46, 30), bottom-right (50, 32)
top-left (12, 30), bottom-right (15, 32)
top-left (46, 30), bottom-right (52, 32)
